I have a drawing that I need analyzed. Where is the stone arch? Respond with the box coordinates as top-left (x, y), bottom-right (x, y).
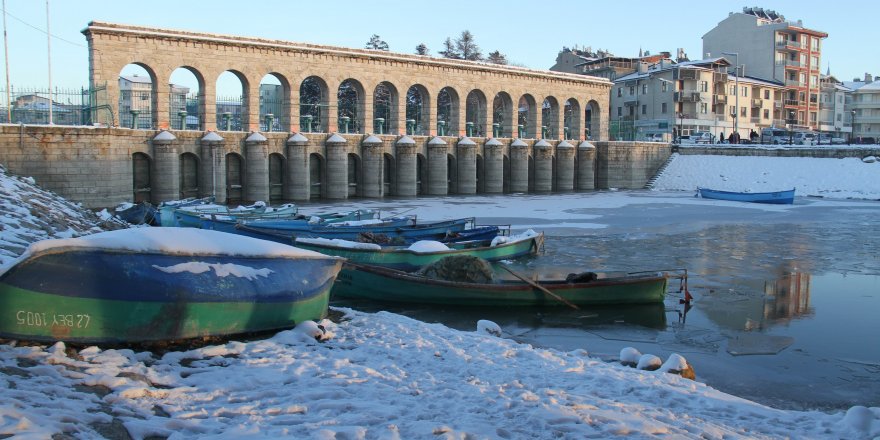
top-left (437, 87), bottom-right (459, 136)
top-left (132, 152), bottom-right (152, 202)
top-left (225, 152), bottom-right (244, 203)
top-left (259, 73), bottom-right (290, 132)
top-left (383, 153), bottom-right (396, 195)
top-left (518, 94), bottom-right (537, 138)
top-left (347, 152), bottom-right (362, 197)
top-left (405, 84), bottom-right (430, 135)
top-left (268, 152), bottom-right (285, 202)
top-left (541, 97), bottom-right (560, 139)
top-left (585, 100), bottom-right (601, 140)
top-left (309, 152), bottom-right (325, 198)
top-left (216, 70), bottom-right (249, 132)
top-left (169, 66), bottom-right (204, 131)
top-left (179, 152), bottom-right (199, 199)
top-left (493, 92), bottom-right (513, 138)
top-left (563, 99), bottom-right (581, 140)
top-left (416, 153), bottom-right (427, 195)
top-left (373, 81), bottom-right (399, 135)
top-left (465, 89), bottom-right (487, 137)
top-left (118, 63), bottom-right (157, 129)
top-left (338, 79), bottom-right (365, 134)
top-left (300, 76), bottom-right (329, 133)
top-left (447, 153), bottom-right (457, 194)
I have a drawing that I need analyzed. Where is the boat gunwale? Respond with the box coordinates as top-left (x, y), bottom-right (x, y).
top-left (295, 232), bottom-right (543, 257)
top-left (697, 187), bottom-right (795, 197)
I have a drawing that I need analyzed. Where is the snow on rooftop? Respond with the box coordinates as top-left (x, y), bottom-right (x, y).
top-left (457, 136), bottom-right (476, 146)
top-left (362, 135), bottom-right (382, 144)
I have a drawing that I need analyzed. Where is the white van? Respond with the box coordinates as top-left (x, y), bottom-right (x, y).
top-left (680, 132), bottom-right (712, 144)
top-left (760, 128), bottom-right (791, 145)
top-left (793, 132), bottom-right (817, 145)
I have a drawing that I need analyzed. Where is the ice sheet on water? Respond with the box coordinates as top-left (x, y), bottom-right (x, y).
top-left (726, 332), bottom-right (794, 356)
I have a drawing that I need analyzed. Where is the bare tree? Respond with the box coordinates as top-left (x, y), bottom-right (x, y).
top-left (365, 34), bottom-right (389, 51)
top-left (486, 50), bottom-right (508, 65)
top-left (415, 43), bottom-right (429, 56)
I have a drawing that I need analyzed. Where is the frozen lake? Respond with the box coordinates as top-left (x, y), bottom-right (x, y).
top-left (302, 190), bottom-right (880, 411)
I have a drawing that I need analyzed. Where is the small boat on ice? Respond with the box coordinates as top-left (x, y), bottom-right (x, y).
top-left (697, 187), bottom-right (795, 204)
top-left (293, 230), bottom-right (544, 271)
top-left (332, 261), bottom-right (677, 307)
top-left (0, 228), bottom-right (343, 343)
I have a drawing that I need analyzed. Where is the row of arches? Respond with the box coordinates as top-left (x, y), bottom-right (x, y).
top-left (132, 146), bottom-right (595, 204)
top-left (118, 63), bottom-right (602, 140)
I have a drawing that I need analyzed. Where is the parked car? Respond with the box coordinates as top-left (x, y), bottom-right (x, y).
top-left (643, 133), bottom-right (667, 142)
top-left (793, 132), bottom-right (818, 146)
top-left (817, 133), bottom-right (847, 145)
top-left (679, 131), bottom-right (712, 144)
top-left (760, 128), bottom-right (792, 145)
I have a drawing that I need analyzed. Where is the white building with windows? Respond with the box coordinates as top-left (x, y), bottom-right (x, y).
top-left (843, 74), bottom-right (880, 143)
top-left (610, 58), bottom-right (785, 142)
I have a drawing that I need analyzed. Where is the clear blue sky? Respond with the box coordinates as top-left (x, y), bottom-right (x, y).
top-left (1, 0), bottom-right (876, 93)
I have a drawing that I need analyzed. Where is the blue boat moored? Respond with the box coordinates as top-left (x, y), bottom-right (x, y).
top-left (697, 187), bottom-right (795, 204)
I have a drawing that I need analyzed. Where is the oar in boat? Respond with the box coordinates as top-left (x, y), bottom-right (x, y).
top-left (498, 265), bottom-right (580, 310)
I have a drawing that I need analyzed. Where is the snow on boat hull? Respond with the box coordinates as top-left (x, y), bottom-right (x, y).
top-left (0, 248), bottom-right (342, 343)
top-left (697, 187), bottom-right (795, 204)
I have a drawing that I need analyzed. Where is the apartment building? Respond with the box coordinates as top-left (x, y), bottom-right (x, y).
top-left (844, 74), bottom-right (880, 143)
top-left (818, 75), bottom-right (853, 140)
top-left (702, 7), bottom-right (827, 131)
top-left (609, 58), bottom-right (785, 142)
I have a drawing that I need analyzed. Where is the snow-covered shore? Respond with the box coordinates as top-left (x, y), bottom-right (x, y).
top-left (1, 157), bottom-right (880, 438)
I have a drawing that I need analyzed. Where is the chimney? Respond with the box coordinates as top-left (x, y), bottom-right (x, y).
top-left (637, 62), bottom-right (648, 73)
top-left (865, 73), bottom-right (872, 83)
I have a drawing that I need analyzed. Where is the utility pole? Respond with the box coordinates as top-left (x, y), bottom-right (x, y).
top-left (2, 0), bottom-right (10, 122)
top-left (46, 0), bottom-right (52, 124)
top-left (722, 53), bottom-right (739, 142)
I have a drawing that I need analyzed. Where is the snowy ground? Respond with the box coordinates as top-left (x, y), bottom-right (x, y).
top-left (1, 156), bottom-right (880, 439)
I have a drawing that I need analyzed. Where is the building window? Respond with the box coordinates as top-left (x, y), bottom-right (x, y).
top-left (812, 37), bottom-right (819, 51)
top-left (617, 88), bottom-right (622, 97)
top-left (810, 112), bottom-right (817, 123)
top-left (661, 82), bottom-right (668, 92)
top-left (700, 103), bottom-right (708, 114)
top-left (764, 89), bottom-right (770, 99)
top-left (617, 107), bottom-right (622, 116)
top-left (811, 56), bottom-right (819, 68)
top-left (699, 81), bottom-right (708, 92)
top-left (729, 85), bottom-right (736, 95)
top-left (642, 84), bottom-right (648, 94)
top-left (641, 104), bottom-right (646, 115)
top-left (763, 109), bottom-right (770, 119)
top-left (800, 73), bottom-right (807, 84)
top-left (661, 102), bottom-right (668, 113)
top-left (741, 107), bottom-right (747, 117)
top-left (811, 75), bottom-right (818, 87)
top-left (836, 113), bottom-right (842, 121)
top-left (629, 86), bottom-right (635, 95)
top-left (729, 105), bottom-right (736, 115)
top-left (742, 87), bottom-right (748, 97)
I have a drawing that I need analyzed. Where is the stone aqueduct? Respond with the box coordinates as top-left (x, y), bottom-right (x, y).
top-left (78, 22), bottom-right (647, 205)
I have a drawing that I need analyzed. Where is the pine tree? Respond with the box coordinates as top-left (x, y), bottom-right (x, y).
top-left (365, 34), bottom-right (389, 51)
top-left (486, 50), bottom-right (508, 65)
top-left (415, 43), bottom-right (429, 56)
top-left (439, 37), bottom-right (460, 59)
top-left (455, 30), bottom-right (482, 61)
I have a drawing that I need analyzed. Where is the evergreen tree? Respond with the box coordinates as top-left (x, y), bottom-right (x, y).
top-left (439, 37), bottom-right (460, 59)
top-left (365, 34), bottom-right (389, 51)
top-left (415, 43), bottom-right (429, 56)
top-left (486, 50), bottom-right (508, 65)
top-left (455, 30), bottom-right (482, 61)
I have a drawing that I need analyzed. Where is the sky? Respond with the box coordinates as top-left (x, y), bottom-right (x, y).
top-left (0, 0), bottom-right (877, 94)
top-left (1, 155), bottom-right (880, 438)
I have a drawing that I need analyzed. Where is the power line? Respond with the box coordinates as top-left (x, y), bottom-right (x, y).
top-left (3, 9), bottom-right (85, 48)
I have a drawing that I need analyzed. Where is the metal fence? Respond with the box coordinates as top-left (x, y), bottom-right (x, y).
top-left (0, 86), bottom-right (99, 126)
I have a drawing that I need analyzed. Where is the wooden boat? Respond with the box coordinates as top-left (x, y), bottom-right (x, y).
top-left (113, 202), bottom-right (157, 225)
top-left (237, 217), bottom-right (470, 241)
top-left (155, 196), bottom-right (215, 226)
top-left (293, 231), bottom-right (544, 271)
top-left (174, 203), bottom-right (298, 228)
top-left (697, 187), bottom-right (795, 204)
top-left (0, 228), bottom-right (343, 343)
top-left (229, 223), bottom-right (502, 246)
top-left (197, 208), bottom-right (380, 234)
top-left (331, 261), bottom-right (672, 307)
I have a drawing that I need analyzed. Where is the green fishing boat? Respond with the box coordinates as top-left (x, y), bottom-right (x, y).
top-left (293, 231), bottom-right (543, 271)
top-left (332, 261), bottom-right (675, 307)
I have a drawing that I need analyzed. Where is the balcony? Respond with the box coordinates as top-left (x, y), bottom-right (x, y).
top-left (713, 72), bottom-right (728, 83)
top-left (785, 79), bottom-right (802, 87)
top-left (776, 39), bottom-right (801, 50)
top-left (623, 97), bottom-right (639, 106)
top-left (751, 98), bottom-right (763, 107)
top-left (776, 59), bottom-right (801, 68)
top-left (674, 91), bottom-right (702, 102)
top-left (673, 69), bottom-right (698, 80)
top-left (784, 99), bottom-right (800, 106)
top-left (714, 95), bottom-right (728, 105)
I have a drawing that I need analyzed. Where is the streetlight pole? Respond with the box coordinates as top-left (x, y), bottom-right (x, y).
top-left (722, 52), bottom-right (739, 142)
top-left (850, 110), bottom-right (856, 144)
